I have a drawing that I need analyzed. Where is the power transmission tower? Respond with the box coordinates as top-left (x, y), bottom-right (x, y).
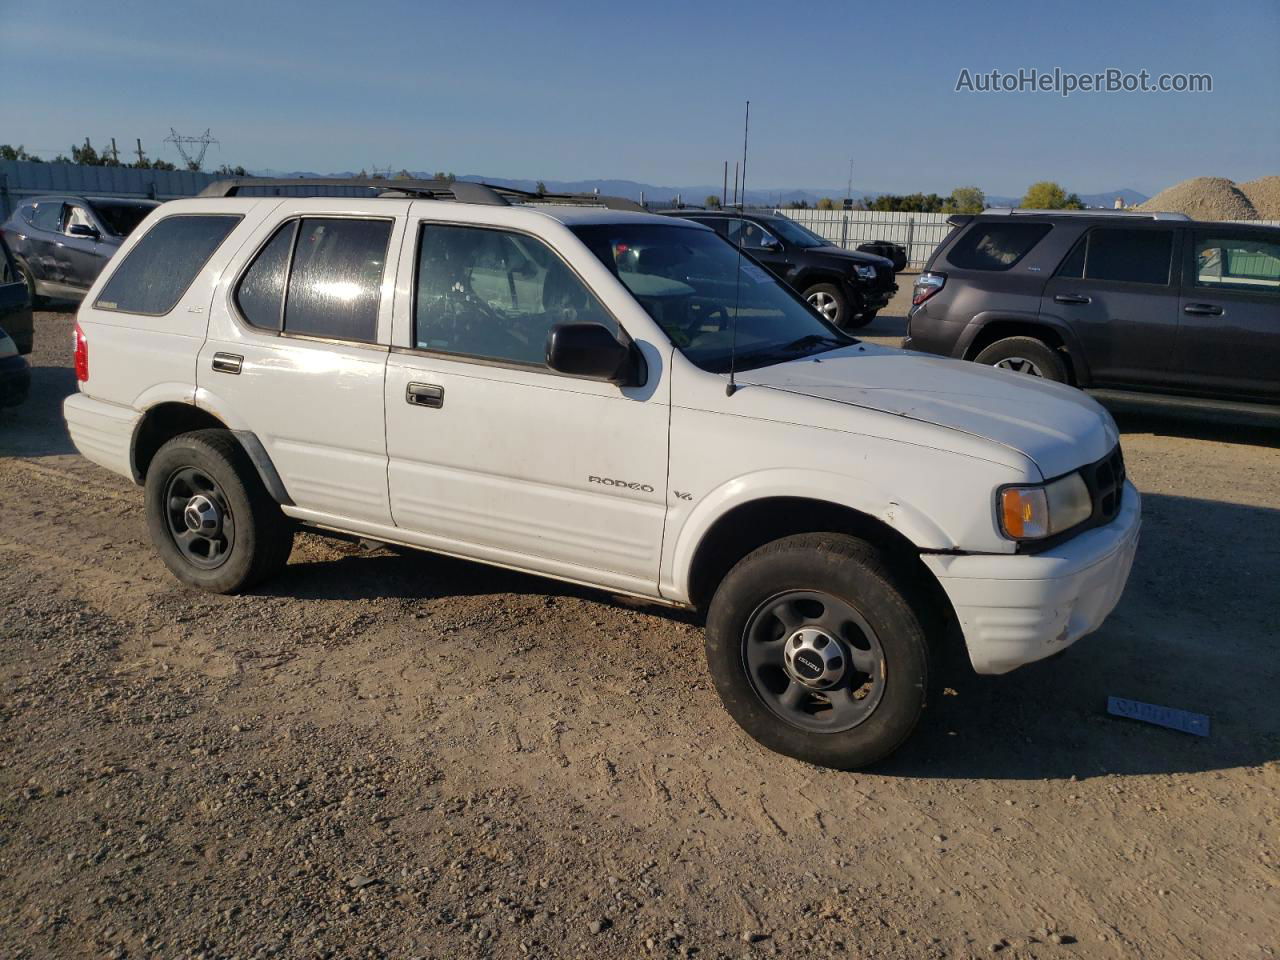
top-left (164, 128), bottom-right (218, 170)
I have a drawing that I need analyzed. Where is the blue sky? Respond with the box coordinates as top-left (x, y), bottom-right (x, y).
top-left (2, 0), bottom-right (1276, 196)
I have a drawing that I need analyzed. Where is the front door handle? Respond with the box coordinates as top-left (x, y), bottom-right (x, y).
top-left (1183, 303), bottom-right (1224, 317)
top-left (406, 382), bottom-right (444, 408)
top-left (1054, 294), bottom-right (1091, 305)
top-left (211, 352), bottom-right (243, 374)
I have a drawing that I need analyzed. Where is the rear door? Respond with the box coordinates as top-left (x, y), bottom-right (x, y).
top-left (1173, 227), bottom-right (1280, 401)
top-left (199, 201), bottom-right (407, 526)
top-left (27, 201), bottom-right (64, 285)
top-left (1040, 224), bottom-right (1181, 388)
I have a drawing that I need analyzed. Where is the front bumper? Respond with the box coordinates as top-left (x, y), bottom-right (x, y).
top-left (0, 354), bottom-right (30, 407)
top-left (921, 480), bottom-right (1141, 675)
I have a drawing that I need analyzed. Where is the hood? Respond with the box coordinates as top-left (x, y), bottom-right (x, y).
top-left (807, 245), bottom-right (892, 268)
top-left (739, 345), bottom-right (1117, 478)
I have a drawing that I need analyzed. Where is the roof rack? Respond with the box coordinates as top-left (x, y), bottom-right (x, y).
top-left (980, 207), bottom-right (1190, 221)
top-left (197, 177), bottom-right (646, 212)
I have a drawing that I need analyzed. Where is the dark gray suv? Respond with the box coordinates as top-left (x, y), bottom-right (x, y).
top-left (904, 210), bottom-right (1280, 405)
top-left (2, 195), bottom-right (158, 303)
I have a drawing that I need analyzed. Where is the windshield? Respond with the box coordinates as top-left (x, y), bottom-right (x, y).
top-left (89, 201), bottom-right (156, 237)
top-left (765, 217), bottom-right (830, 248)
top-left (571, 223), bottom-right (853, 373)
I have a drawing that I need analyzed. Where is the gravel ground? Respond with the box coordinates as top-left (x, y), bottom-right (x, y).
top-left (2, 308), bottom-right (1278, 960)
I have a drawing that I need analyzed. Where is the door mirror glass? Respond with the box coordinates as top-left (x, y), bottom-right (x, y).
top-left (546, 322), bottom-right (637, 384)
top-left (67, 223), bottom-right (99, 239)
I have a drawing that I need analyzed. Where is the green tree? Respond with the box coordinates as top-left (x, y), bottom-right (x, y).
top-left (72, 139), bottom-right (104, 166)
top-left (704, 194), bottom-right (721, 208)
top-left (535, 180), bottom-right (548, 196)
top-left (432, 171), bottom-right (456, 183)
top-left (816, 197), bottom-right (836, 210)
top-left (945, 186), bottom-right (985, 214)
top-left (215, 164), bottom-right (248, 176)
top-left (1021, 181), bottom-right (1077, 209)
top-left (0, 144), bottom-right (44, 162)
top-left (1063, 192), bottom-right (1085, 210)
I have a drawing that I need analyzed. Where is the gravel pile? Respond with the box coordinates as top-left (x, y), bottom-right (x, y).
top-left (1238, 176), bottom-right (1280, 220)
top-left (1137, 176), bottom-right (1258, 220)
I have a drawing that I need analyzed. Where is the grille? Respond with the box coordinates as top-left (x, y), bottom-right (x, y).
top-left (1085, 445), bottom-right (1126, 524)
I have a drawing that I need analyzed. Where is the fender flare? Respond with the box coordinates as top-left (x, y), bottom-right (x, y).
top-left (959, 310), bottom-right (1092, 385)
top-left (666, 468), bottom-right (953, 603)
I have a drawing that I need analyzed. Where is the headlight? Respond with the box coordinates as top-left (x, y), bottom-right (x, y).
top-left (999, 472), bottom-right (1092, 540)
top-left (854, 264), bottom-right (877, 280)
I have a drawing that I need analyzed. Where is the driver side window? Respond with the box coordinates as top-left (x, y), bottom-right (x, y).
top-left (725, 218), bottom-right (778, 251)
top-left (414, 224), bottom-right (615, 366)
top-left (64, 205), bottom-right (94, 236)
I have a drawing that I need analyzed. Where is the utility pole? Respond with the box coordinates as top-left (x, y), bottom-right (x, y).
top-left (110, 138), bottom-right (120, 164)
top-left (846, 157), bottom-right (854, 205)
top-left (733, 161), bottom-right (739, 206)
top-left (722, 160), bottom-right (728, 207)
top-left (135, 139), bottom-right (146, 166)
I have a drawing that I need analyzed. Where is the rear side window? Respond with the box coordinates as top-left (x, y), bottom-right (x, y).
top-left (1082, 228), bottom-right (1172, 285)
top-left (282, 218), bottom-right (391, 342)
top-left (948, 222), bottom-right (1051, 271)
top-left (1194, 233), bottom-right (1280, 293)
top-left (95, 215), bottom-right (241, 315)
top-left (32, 202), bottom-right (62, 232)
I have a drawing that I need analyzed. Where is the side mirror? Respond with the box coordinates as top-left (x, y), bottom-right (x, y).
top-left (67, 224), bottom-right (99, 239)
top-left (760, 236), bottom-right (781, 251)
top-left (546, 323), bottom-right (639, 385)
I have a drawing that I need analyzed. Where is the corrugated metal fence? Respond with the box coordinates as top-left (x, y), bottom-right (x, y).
top-left (767, 208), bottom-right (953, 270)
top-left (0, 160), bottom-right (228, 218)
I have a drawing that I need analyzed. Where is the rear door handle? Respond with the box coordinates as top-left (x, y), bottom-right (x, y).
top-left (406, 382), bottom-right (444, 408)
top-left (1054, 294), bottom-right (1091, 305)
top-left (1183, 303), bottom-right (1224, 317)
top-left (211, 352), bottom-right (243, 374)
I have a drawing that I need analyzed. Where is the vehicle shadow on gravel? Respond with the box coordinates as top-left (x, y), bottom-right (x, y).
top-left (1109, 408), bottom-right (1280, 448)
top-left (883, 491), bottom-right (1280, 781)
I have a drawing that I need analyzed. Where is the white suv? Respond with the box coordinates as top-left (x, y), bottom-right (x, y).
top-left (63, 178), bottom-right (1140, 769)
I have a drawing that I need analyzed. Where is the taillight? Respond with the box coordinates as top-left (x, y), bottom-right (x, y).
top-left (912, 271), bottom-right (946, 306)
top-left (74, 322), bottom-right (89, 382)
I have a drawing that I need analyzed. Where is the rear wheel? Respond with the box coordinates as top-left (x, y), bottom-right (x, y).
top-left (705, 533), bottom-right (930, 769)
top-left (16, 260), bottom-right (45, 308)
top-left (144, 429), bottom-right (294, 593)
top-left (974, 335), bottom-right (1068, 383)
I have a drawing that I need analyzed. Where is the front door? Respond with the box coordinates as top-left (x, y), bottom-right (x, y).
top-left (1173, 227), bottom-right (1280, 401)
top-left (383, 214), bottom-right (669, 596)
top-left (1040, 224), bottom-right (1182, 389)
top-left (58, 202), bottom-right (106, 291)
top-left (199, 202), bottom-right (407, 526)
top-left (726, 217), bottom-right (789, 276)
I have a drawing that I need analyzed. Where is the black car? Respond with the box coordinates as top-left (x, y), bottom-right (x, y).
top-left (665, 210), bottom-right (897, 329)
top-left (905, 210), bottom-right (1280, 405)
top-left (1, 195), bottom-right (159, 303)
top-left (0, 232), bottom-right (34, 356)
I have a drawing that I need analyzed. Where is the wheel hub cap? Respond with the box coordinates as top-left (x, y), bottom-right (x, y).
top-left (994, 356), bottom-right (1044, 377)
top-left (783, 627), bottom-right (846, 689)
top-left (183, 494), bottom-right (221, 534)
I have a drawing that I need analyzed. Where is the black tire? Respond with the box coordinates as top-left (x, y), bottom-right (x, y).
top-left (973, 336), bottom-right (1068, 383)
top-left (144, 429), bottom-right (294, 594)
top-left (705, 533), bottom-right (930, 769)
top-left (802, 282), bottom-right (850, 329)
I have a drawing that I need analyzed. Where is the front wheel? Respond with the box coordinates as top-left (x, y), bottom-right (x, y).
top-left (705, 533), bottom-right (930, 769)
top-left (803, 283), bottom-right (850, 329)
top-left (144, 429), bottom-right (294, 594)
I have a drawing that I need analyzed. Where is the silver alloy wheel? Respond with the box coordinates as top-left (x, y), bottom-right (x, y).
top-left (806, 290), bottom-right (840, 322)
top-left (994, 356), bottom-right (1044, 377)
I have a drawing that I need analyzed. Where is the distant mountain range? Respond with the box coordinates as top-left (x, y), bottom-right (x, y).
top-left (251, 169), bottom-right (1148, 209)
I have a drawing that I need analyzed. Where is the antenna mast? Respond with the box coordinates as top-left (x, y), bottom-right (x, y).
top-left (726, 100), bottom-right (750, 397)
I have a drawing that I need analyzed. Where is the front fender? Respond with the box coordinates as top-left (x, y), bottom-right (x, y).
top-left (662, 468), bottom-right (954, 604)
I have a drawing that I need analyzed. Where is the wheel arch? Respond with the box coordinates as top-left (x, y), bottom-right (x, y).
top-left (130, 402), bottom-right (291, 504)
top-left (961, 314), bottom-right (1090, 386)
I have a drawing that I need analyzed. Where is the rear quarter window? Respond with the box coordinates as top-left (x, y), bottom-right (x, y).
top-left (947, 222), bottom-right (1051, 271)
top-left (95, 215), bottom-right (241, 316)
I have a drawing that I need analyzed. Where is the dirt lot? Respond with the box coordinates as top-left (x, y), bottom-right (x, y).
top-left (2, 308), bottom-right (1278, 960)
